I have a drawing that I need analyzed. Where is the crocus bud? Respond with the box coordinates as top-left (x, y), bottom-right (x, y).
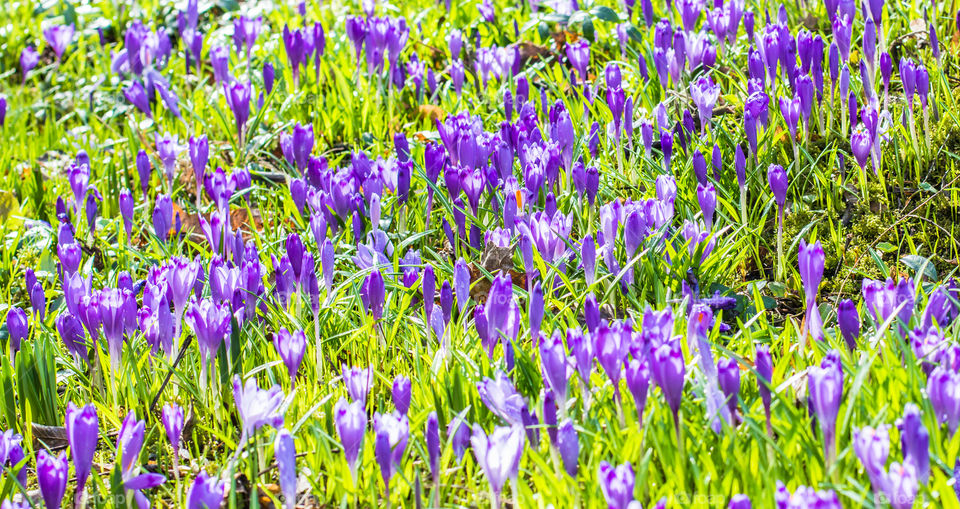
top-left (808, 351), bottom-right (844, 462)
top-left (756, 344), bottom-right (773, 432)
top-left (767, 164), bottom-right (788, 224)
top-left (162, 403), bottom-right (184, 459)
top-left (65, 402), bottom-right (98, 498)
top-left (927, 367), bottom-right (960, 435)
top-left (426, 411), bottom-right (440, 481)
top-left (274, 328), bottom-right (306, 385)
top-left (854, 425), bottom-right (890, 496)
top-left (37, 449), bottom-right (69, 509)
top-left (392, 375), bottom-right (411, 415)
top-left (556, 419), bottom-right (579, 477)
top-left (334, 397), bottom-right (366, 477)
top-left (837, 299), bottom-right (860, 350)
top-left (717, 357), bottom-right (740, 418)
top-left (454, 259), bottom-right (470, 315)
top-left (361, 269), bottom-right (385, 320)
top-left (275, 429), bottom-right (297, 509)
top-left (898, 403), bottom-right (930, 483)
top-left (598, 461), bottom-right (637, 509)
top-left (798, 240), bottom-right (825, 341)
top-left (5, 307), bottom-right (27, 358)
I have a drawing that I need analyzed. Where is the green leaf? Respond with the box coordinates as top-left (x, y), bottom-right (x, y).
top-left (589, 5), bottom-right (620, 22)
top-left (900, 254), bottom-right (938, 281)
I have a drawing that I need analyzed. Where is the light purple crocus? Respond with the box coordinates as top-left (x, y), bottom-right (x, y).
top-left (471, 424), bottom-right (525, 507)
top-left (798, 240), bottom-right (825, 342)
top-left (274, 328), bottom-right (307, 385)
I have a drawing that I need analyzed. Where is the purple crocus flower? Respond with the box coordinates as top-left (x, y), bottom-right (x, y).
top-left (224, 81), bottom-right (252, 142)
top-left (798, 240), bottom-right (825, 342)
top-left (454, 258), bottom-right (471, 315)
top-left (5, 307), bottom-right (27, 359)
top-left (540, 331), bottom-right (571, 404)
top-left (556, 419), bottom-right (579, 477)
top-left (652, 338), bottom-right (685, 430)
top-left (274, 429), bottom-right (297, 509)
top-left (808, 351), bottom-right (843, 463)
top-left (477, 371), bottom-right (526, 425)
top-left (425, 411), bottom-right (440, 481)
top-left (767, 164), bottom-right (788, 225)
top-left (755, 345), bottom-right (773, 434)
top-left (565, 40), bottom-right (590, 84)
top-left (595, 322), bottom-right (629, 399)
top-left (20, 46), bottom-right (39, 82)
top-left (392, 375), bottom-right (411, 415)
top-left (851, 123), bottom-right (872, 172)
top-left (274, 328), bottom-right (306, 385)
top-left (343, 365), bottom-right (373, 405)
top-left (155, 133), bottom-right (183, 190)
top-left (361, 269), bottom-right (386, 320)
top-left (334, 397), bottom-right (367, 477)
top-left (471, 424), bottom-right (525, 507)
top-left (881, 462), bottom-right (918, 509)
top-left (44, 24), bottom-right (75, 60)
top-left (373, 411), bottom-right (409, 498)
top-left (854, 425), bottom-right (890, 495)
top-left (65, 402), bottom-right (98, 502)
top-left (625, 358), bottom-right (650, 426)
top-left (696, 183), bottom-right (716, 230)
top-left (37, 449), bottom-right (68, 509)
top-left (898, 403), bottom-right (930, 484)
top-left (162, 403), bottom-right (184, 462)
top-left (185, 297), bottom-right (231, 376)
top-left (927, 367), bottom-right (960, 435)
top-left (717, 357), bottom-right (740, 419)
top-left (186, 471), bottom-right (226, 509)
top-left (56, 312), bottom-right (88, 361)
top-left (598, 461), bottom-right (636, 509)
top-left (837, 299), bottom-right (860, 350)
top-left (232, 374), bottom-right (285, 443)
top-left (690, 74), bottom-right (719, 131)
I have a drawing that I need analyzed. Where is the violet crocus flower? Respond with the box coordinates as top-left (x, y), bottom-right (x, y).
top-left (186, 471), bottom-right (226, 509)
top-left (56, 312), bottom-right (88, 361)
top-left (598, 461), bottom-right (636, 509)
top-left (156, 133), bottom-right (183, 190)
top-left (343, 365), bottom-right (373, 406)
top-left (477, 371), bottom-right (526, 425)
top-left (20, 46), bottom-right (39, 82)
top-left (540, 331), bottom-right (571, 404)
top-left (851, 123), bottom-right (872, 173)
top-left (373, 411), bottom-right (409, 498)
top-left (274, 328), bottom-right (306, 385)
top-left (334, 397), bottom-right (367, 477)
top-left (224, 81), bottom-right (252, 142)
top-left (755, 344), bottom-right (773, 435)
top-left (275, 429), bottom-right (296, 509)
top-left (185, 297), bottom-right (231, 377)
top-left (595, 322), bottom-right (629, 399)
top-left (697, 183), bottom-right (716, 230)
top-left (162, 403), bottom-right (184, 462)
top-left (361, 269), bottom-right (386, 320)
top-left (690, 74), bottom-right (719, 132)
top-left (37, 449), bottom-right (68, 509)
top-left (652, 339), bottom-right (685, 431)
top-left (808, 351), bottom-right (843, 463)
top-left (854, 425), bottom-right (890, 495)
top-left (565, 40), bottom-right (590, 84)
top-left (625, 358), bottom-right (650, 426)
top-left (392, 375), bottom-right (411, 415)
top-left (898, 403), bottom-right (930, 484)
top-left (927, 367), bottom-right (960, 435)
top-left (44, 24), bottom-right (75, 60)
top-left (798, 240), bottom-right (825, 342)
top-left (556, 419), bottom-right (579, 477)
top-left (65, 402), bottom-right (98, 502)
top-left (233, 375), bottom-right (285, 444)
top-left (717, 357), bottom-right (740, 419)
top-left (188, 135), bottom-right (209, 202)
top-left (775, 481), bottom-right (841, 507)
top-left (471, 425), bottom-right (525, 507)
top-left (425, 411), bottom-right (441, 482)
top-left (837, 299), bottom-right (860, 350)
top-left (454, 258), bottom-right (470, 315)
top-left (885, 462), bottom-right (918, 509)
top-left (5, 307), bottom-right (27, 359)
